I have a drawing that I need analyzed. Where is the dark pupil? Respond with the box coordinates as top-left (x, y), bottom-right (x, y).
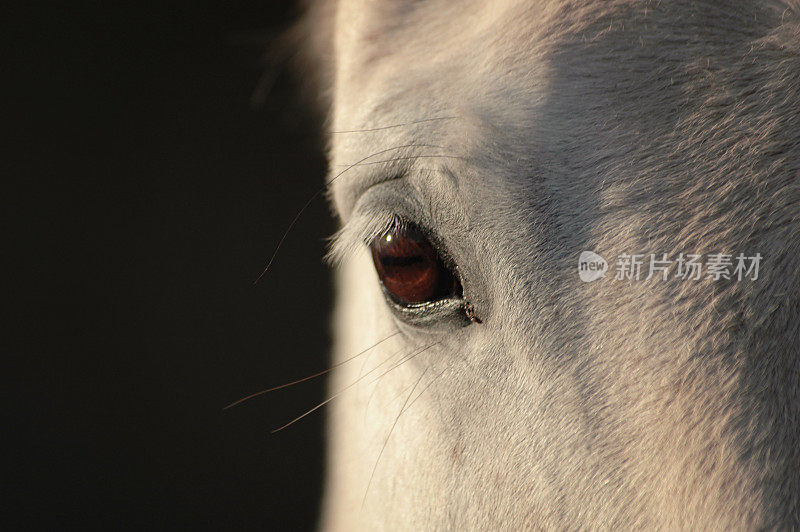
top-left (380, 256), bottom-right (423, 267)
top-left (370, 228), bottom-right (456, 304)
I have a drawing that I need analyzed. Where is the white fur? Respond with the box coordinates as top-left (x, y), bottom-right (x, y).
top-left (299, 1), bottom-right (800, 528)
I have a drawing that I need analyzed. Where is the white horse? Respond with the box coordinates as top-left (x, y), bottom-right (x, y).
top-left (292, 1), bottom-right (800, 528)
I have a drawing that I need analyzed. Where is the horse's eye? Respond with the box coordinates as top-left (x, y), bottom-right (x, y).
top-left (370, 226), bottom-right (461, 305)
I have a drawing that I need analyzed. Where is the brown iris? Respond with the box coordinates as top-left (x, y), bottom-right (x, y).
top-left (370, 226), bottom-right (460, 305)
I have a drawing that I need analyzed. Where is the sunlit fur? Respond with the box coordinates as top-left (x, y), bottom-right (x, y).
top-left (298, 1), bottom-right (800, 528)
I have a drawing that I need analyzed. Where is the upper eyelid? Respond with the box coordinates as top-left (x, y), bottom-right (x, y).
top-left (327, 162), bottom-right (463, 271)
top-left (327, 176), bottom-right (427, 267)
top-left (325, 211), bottom-right (404, 268)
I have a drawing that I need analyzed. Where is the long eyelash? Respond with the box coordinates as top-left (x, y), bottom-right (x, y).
top-left (329, 116), bottom-right (458, 134)
top-left (252, 143), bottom-right (433, 285)
top-left (325, 211), bottom-right (407, 267)
top-left (333, 155), bottom-right (464, 168)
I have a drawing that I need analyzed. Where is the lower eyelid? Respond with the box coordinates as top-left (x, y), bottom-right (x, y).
top-left (380, 285), bottom-right (471, 329)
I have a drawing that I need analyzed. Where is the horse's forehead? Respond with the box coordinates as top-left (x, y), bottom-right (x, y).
top-left (331, 0), bottom-right (783, 122)
top-left (330, 2), bottom-right (556, 208)
top-left (329, 1), bottom-right (649, 213)
top-left (330, 0), bottom-right (786, 200)
top-left (332, 1), bottom-right (549, 126)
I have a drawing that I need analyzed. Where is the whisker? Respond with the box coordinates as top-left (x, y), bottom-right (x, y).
top-left (367, 358), bottom-right (445, 421)
top-left (400, 364), bottom-right (449, 418)
top-left (270, 341), bottom-right (435, 433)
top-left (362, 342), bottom-right (440, 421)
top-left (379, 378), bottom-right (421, 412)
top-left (222, 330), bottom-right (400, 410)
top-left (334, 155), bottom-right (466, 167)
top-left (362, 366), bottom-right (430, 510)
top-left (358, 338), bottom-right (394, 383)
top-left (330, 116), bottom-right (458, 134)
top-left (253, 143), bottom-right (437, 285)
top-left (362, 345), bottom-right (405, 423)
top-left (364, 342), bottom-right (439, 389)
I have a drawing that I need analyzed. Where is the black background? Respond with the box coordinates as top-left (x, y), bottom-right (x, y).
top-left (9, 2), bottom-right (331, 529)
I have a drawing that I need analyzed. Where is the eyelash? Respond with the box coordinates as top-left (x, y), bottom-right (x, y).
top-left (326, 212), bottom-right (406, 268)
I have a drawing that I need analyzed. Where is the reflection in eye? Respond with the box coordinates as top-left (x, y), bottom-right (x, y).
top-left (370, 225), bottom-right (461, 305)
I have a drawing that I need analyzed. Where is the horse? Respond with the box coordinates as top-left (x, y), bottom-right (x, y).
top-left (288, 0), bottom-right (800, 528)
